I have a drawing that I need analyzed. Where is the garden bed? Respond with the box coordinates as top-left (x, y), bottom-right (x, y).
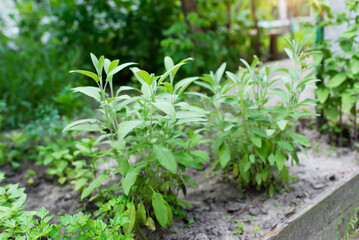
top-left (1, 127), bottom-right (358, 240)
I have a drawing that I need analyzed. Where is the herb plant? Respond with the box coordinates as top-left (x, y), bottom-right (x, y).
top-left (195, 39), bottom-right (317, 194)
top-left (66, 54), bottom-right (209, 230)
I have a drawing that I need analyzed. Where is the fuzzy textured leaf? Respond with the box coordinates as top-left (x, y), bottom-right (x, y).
top-left (81, 175), bottom-right (108, 200)
top-left (152, 192), bottom-right (168, 228)
top-left (326, 72), bottom-right (346, 88)
top-left (153, 144), bottom-right (177, 174)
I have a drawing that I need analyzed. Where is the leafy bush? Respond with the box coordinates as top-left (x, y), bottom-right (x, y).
top-left (66, 54), bottom-right (209, 230)
top-left (195, 39), bottom-right (317, 194)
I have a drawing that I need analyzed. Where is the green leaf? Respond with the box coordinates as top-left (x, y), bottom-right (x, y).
top-left (164, 201), bottom-right (173, 225)
top-left (190, 150), bottom-right (210, 163)
top-left (123, 204), bottom-right (136, 234)
top-left (104, 58), bottom-right (111, 74)
top-left (324, 107), bottom-right (339, 122)
top-left (152, 192), bottom-right (168, 228)
top-left (74, 178), bottom-right (88, 191)
top-left (122, 167), bottom-right (139, 195)
top-left (152, 101), bottom-right (176, 119)
top-left (70, 70), bottom-right (99, 83)
top-left (341, 93), bottom-right (354, 114)
top-left (81, 175), bottom-right (108, 200)
top-left (250, 135), bottom-right (262, 148)
top-left (164, 56), bottom-right (174, 71)
top-left (63, 119), bottom-right (98, 132)
top-left (219, 144), bottom-right (231, 168)
top-left (118, 156), bottom-right (130, 176)
top-left (289, 133), bottom-right (310, 147)
top-left (72, 87), bottom-right (101, 101)
top-left (153, 144), bottom-right (177, 174)
top-left (122, 167), bottom-right (140, 195)
top-left (67, 124), bottom-right (102, 132)
top-left (277, 120), bottom-right (288, 131)
top-left (158, 62), bottom-right (187, 85)
top-left (270, 88), bottom-right (287, 103)
top-left (268, 153), bottom-right (275, 166)
top-left (98, 56), bottom-right (105, 74)
top-left (174, 77), bottom-right (199, 95)
top-left (90, 53), bottom-right (99, 72)
top-left (108, 60), bottom-right (120, 73)
top-left (326, 72), bottom-right (346, 88)
top-left (106, 62), bottom-right (136, 81)
top-left (118, 120), bottom-right (143, 139)
top-left (255, 173), bottom-right (262, 185)
top-left (137, 70), bottom-right (152, 85)
top-left (137, 203), bottom-right (147, 226)
top-left (163, 82), bottom-right (173, 94)
top-left (266, 129), bottom-right (275, 137)
top-left (350, 58), bottom-right (359, 75)
top-left (215, 62), bottom-right (227, 83)
top-left (313, 52), bottom-right (323, 65)
top-left (277, 141), bottom-right (294, 152)
top-left (316, 88), bottom-right (330, 104)
top-left (275, 150), bottom-right (286, 171)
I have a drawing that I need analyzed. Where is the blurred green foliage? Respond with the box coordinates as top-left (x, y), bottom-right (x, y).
top-left (0, 0), bottom-right (309, 129)
top-left (0, 1), bottom-right (85, 129)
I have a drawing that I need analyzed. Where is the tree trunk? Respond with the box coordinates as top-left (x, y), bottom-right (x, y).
top-left (251, 0), bottom-right (261, 58)
top-left (180, 0), bottom-right (202, 33)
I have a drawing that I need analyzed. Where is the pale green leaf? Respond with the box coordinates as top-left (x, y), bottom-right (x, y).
top-left (266, 129), bottom-right (275, 137)
top-left (152, 192), bottom-right (168, 228)
top-left (219, 144), bottom-right (231, 168)
top-left (123, 204), bottom-right (136, 234)
top-left (152, 101), bottom-right (176, 119)
top-left (106, 62), bottom-right (136, 81)
top-left (174, 77), bottom-right (199, 95)
top-left (289, 133), bottom-right (310, 147)
top-left (72, 87), bottom-right (101, 101)
top-left (277, 120), bottom-right (288, 131)
top-left (164, 56), bottom-right (174, 71)
top-left (70, 70), bottom-right (99, 83)
top-left (250, 135), bottom-right (262, 148)
top-left (122, 168), bottom-right (139, 195)
top-left (153, 144), bottom-right (177, 174)
top-left (326, 72), bottom-right (346, 88)
top-left (63, 118), bottom-right (98, 132)
top-left (277, 141), bottom-right (294, 152)
top-left (275, 150), bottom-right (285, 171)
top-left (81, 175), bottom-right (108, 199)
top-left (118, 120), bottom-right (143, 139)
top-left (341, 93), bottom-right (354, 113)
top-left (350, 58), bottom-right (359, 75)
top-left (316, 88), bottom-right (330, 103)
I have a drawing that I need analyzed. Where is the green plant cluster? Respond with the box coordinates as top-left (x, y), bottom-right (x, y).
top-left (0, 172), bottom-right (134, 239)
top-left (66, 54), bottom-right (209, 231)
top-left (195, 39), bottom-right (317, 193)
top-left (313, 0), bottom-right (359, 142)
top-left (57, 39), bottom-right (316, 236)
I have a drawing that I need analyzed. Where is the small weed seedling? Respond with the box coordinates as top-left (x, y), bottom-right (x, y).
top-left (232, 220), bottom-right (245, 235)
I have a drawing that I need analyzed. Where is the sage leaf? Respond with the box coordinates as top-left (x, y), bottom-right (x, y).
top-left (152, 192), bottom-right (168, 228)
top-left (153, 144), bottom-right (177, 174)
top-left (81, 175), bottom-right (108, 200)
